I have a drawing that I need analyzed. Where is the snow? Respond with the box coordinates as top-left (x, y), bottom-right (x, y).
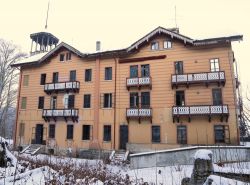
top-left (194, 149), bottom-right (212, 160)
top-left (214, 163), bottom-right (250, 175)
top-left (204, 175), bottom-right (247, 185)
top-left (13, 52), bottom-right (48, 65)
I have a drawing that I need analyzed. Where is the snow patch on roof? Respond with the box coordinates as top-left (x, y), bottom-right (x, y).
top-left (194, 149), bottom-right (212, 160)
top-left (13, 52), bottom-right (48, 65)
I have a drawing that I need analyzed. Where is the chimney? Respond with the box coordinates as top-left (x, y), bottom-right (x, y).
top-left (96, 41), bottom-right (101, 52)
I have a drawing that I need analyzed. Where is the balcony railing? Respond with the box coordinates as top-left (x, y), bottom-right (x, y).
top-left (171, 71), bottom-right (225, 88)
top-left (126, 77), bottom-right (152, 90)
top-left (42, 109), bottom-right (79, 122)
top-left (44, 81), bottom-right (80, 94)
top-left (172, 105), bottom-right (229, 122)
top-left (126, 108), bottom-right (152, 123)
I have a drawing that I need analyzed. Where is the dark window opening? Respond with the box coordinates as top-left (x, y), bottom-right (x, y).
top-left (40, 74), bottom-right (46, 85)
top-left (83, 94), bottom-right (91, 108)
top-left (67, 125), bottom-right (74, 140)
top-left (70, 70), bottom-right (76, 81)
top-left (82, 125), bottom-right (91, 140)
top-left (52, 72), bottom-right (59, 83)
top-left (176, 91), bottom-right (185, 106)
top-left (130, 92), bottom-right (139, 108)
top-left (214, 125), bottom-right (225, 143)
top-left (177, 126), bottom-right (187, 144)
top-left (68, 95), bottom-right (75, 109)
top-left (103, 125), bottom-right (111, 141)
top-left (175, 61), bottom-right (183, 75)
top-left (141, 64), bottom-right (150, 77)
top-left (38, 96), bottom-right (44, 109)
top-left (85, 69), bottom-right (92, 82)
top-left (49, 124), bottom-right (55, 139)
top-left (212, 89), bottom-right (222, 105)
top-left (60, 54), bottom-right (65, 61)
top-left (66, 52), bottom-right (72, 60)
top-left (130, 65), bottom-right (138, 78)
top-left (152, 126), bottom-right (160, 143)
top-left (105, 67), bottom-right (112, 80)
top-left (141, 92), bottom-right (150, 108)
top-left (104, 93), bottom-right (112, 108)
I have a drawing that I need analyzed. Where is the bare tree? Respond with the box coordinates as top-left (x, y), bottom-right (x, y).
top-left (0, 39), bottom-right (26, 139)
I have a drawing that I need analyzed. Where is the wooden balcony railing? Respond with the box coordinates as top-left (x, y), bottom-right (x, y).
top-left (126, 108), bottom-right (152, 123)
top-left (126, 77), bottom-right (152, 90)
top-left (44, 81), bottom-right (80, 94)
top-left (42, 109), bottom-right (79, 122)
top-left (171, 71), bottom-right (225, 89)
top-left (172, 105), bottom-right (229, 122)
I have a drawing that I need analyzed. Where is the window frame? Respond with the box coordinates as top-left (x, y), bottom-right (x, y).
top-left (130, 92), bottom-right (139, 108)
top-left (49, 124), bottom-right (56, 139)
top-left (177, 125), bottom-right (187, 144)
top-left (163, 40), bottom-right (172, 49)
top-left (103, 93), bottom-right (112, 108)
top-left (176, 90), bottom-right (185, 106)
top-left (85, 69), bottom-right (92, 82)
top-left (214, 125), bottom-right (225, 143)
top-left (23, 75), bottom-right (29, 86)
top-left (19, 123), bottom-right (25, 137)
top-left (83, 94), bottom-right (91, 108)
top-left (152, 125), bottom-right (161, 143)
top-left (40, 73), bottom-right (46, 85)
top-left (50, 96), bottom-right (57, 109)
top-left (130, 65), bottom-right (138, 78)
top-left (212, 88), bottom-right (223, 105)
top-left (141, 92), bottom-right (150, 108)
top-left (52, 72), bottom-right (59, 83)
top-left (141, 64), bottom-right (150, 77)
top-left (174, 61), bottom-right (184, 75)
top-left (70, 70), bottom-right (76, 82)
top-left (38, 96), bottom-right (44, 109)
top-left (66, 125), bottom-right (74, 140)
top-left (59, 54), bottom-right (65, 62)
top-left (66, 52), bottom-right (72, 61)
top-left (151, 41), bottom-right (159, 50)
top-left (103, 125), bottom-right (111, 142)
top-left (82, 125), bottom-right (91, 140)
top-left (21, 97), bottom-right (27, 109)
top-left (105, 67), bottom-right (112, 80)
top-left (210, 58), bottom-right (220, 72)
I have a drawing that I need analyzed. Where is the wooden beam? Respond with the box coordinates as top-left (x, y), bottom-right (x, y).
top-left (119, 55), bottom-right (166, 63)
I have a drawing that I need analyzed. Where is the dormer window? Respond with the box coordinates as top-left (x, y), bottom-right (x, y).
top-left (66, 52), bottom-right (72, 60)
top-left (59, 54), bottom-right (65, 61)
top-left (163, 40), bottom-right (172, 49)
top-left (151, 41), bottom-right (159, 50)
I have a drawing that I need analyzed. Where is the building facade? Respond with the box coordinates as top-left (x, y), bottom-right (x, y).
top-left (12, 27), bottom-right (243, 154)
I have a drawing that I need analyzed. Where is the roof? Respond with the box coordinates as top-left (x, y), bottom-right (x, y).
top-left (12, 26), bottom-right (243, 67)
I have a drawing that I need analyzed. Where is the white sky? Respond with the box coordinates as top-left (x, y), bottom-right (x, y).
top-left (0, 0), bottom-right (249, 95)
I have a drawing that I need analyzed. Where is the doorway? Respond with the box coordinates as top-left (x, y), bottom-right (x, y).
top-left (35, 124), bottom-right (44, 144)
top-left (119, 125), bottom-right (128, 150)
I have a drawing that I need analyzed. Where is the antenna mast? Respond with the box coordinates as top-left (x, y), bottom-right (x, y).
top-left (174, 6), bottom-right (178, 29)
top-left (45, 0), bottom-right (50, 30)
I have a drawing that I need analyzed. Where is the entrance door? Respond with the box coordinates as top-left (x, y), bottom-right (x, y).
top-left (35, 124), bottom-right (44, 144)
top-left (119, 125), bottom-right (128, 150)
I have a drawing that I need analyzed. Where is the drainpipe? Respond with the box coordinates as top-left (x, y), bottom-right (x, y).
top-left (113, 57), bottom-right (118, 150)
top-left (13, 67), bottom-right (22, 148)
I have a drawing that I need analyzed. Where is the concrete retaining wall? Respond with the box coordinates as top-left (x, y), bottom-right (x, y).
top-left (130, 146), bottom-right (250, 169)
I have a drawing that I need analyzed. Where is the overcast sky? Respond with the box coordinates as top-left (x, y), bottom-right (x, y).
top-left (0, 0), bottom-right (249, 95)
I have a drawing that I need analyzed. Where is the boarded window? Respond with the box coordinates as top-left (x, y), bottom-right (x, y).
top-left (141, 64), bottom-right (150, 77)
top-left (67, 125), bottom-right (74, 140)
top-left (177, 126), bottom-right (187, 144)
top-left (152, 126), bottom-right (160, 143)
top-left (130, 65), bottom-right (138, 78)
top-left (103, 125), bottom-right (111, 141)
top-left (38, 96), bottom-right (44, 109)
top-left (175, 61), bottom-right (183, 75)
top-left (105, 67), bottom-right (112, 80)
top-left (23, 75), bottom-right (29, 86)
top-left (85, 69), bottom-right (92, 82)
top-left (82, 125), bottom-right (91, 140)
top-left (21, 97), bottom-right (27, 109)
top-left (210, 58), bottom-right (220, 72)
top-left (49, 124), bottom-right (55, 139)
top-left (141, 92), bottom-right (150, 108)
top-left (40, 74), bottom-right (46, 85)
top-left (19, 123), bottom-right (25, 137)
top-left (83, 94), bottom-right (91, 108)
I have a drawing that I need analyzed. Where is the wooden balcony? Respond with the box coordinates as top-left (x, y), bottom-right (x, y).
top-left (44, 81), bottom-right (80, 94)
top-left (42, 109), bottom-right (79, 122)
top-left (126, 77), bottom-right (152, 90)
top-left (171, 71), bottom-right (225, 89)
top-left (172, 105), bottom-right (229, 122)
top-left (126, 108), bottom-right (152, 123)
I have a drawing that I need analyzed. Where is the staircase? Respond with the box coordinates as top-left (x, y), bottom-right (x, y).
top-left (110, 150), bottom-right (129, 164)
top-left (20, 145), bottom-right (41, 155)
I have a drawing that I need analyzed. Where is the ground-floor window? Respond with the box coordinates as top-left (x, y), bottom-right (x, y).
top-left (214, 125), bottom-right (225, 143)
top-left (82, 125), bottom-right (91, 140)
top-left (49, 124), bottom-right (55, 139)
top-left (19, 123), bottom-right (25, 137)
top-left (177, 126), bottom-right (187, 144)
top-left (152, 126), bottom-right (160, 143)
top-left (103, 125), bottom-right (111, 141)
top-left (67, 125), bottom-right (74, 140)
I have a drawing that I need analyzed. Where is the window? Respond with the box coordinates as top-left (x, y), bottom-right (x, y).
top-left (130, 92), bottom-right (139, 108)
top-left (176, 91), bottom-right (185, 106)
top-left (50, 96), bottom-right (57, 109)
top-left (152, 126), bottom-right (160, 143)
top-left (38, 96), bottom-right (44, 109)
top-left (83, 94), bottom-right (91, 108)
top-left (163, 40), bottom-right (172, 49)
top-left (85, 69), bottom-right (92, 82)
top-left (151, 41), bottom-right (159, 50)
top-left (103, 125), bottom-right (111, 141)
top-left (59, 54), bottom-right (65, 61)
top-left (141, 64), bottom-right (150, 77)
top-left (40, 74), bottom-right (46, 85)
top-left (21, 97), bottom-right (27, 109)
top-left (82, 125), bottom-right (91, 140)
top-left (212, 89), bottom-right (222, 105)
top-left (68, 95), bottom-right (75, 109)
top-left (105, 67), bottom-right (112, 80)
top-left (103, 93), bottom-right (112, 108)
top-left (49, 124), bottom-right (55, 139)
top-left (210, 58), bottom-right (220, 72)
top-left (130, 65), bottom-right (138, 78)
top-left (23, 75), bottom-right (29, 86)
top-left (141, 92), bottom-right (150, 108)
top-left (52, 72), bottom-right (59, 83)
top-left (175, 61), bottom-right (183, 75)
top-left (214, 125), bottom-right (225, 143)
top-left (66, 52), bottom-right (72, 61)
top-left (70, 70), bottom-right (76, 81)
top-left (19, 123), bottom-right (25, 137)
top-left (67, 125), bottom-right (74, 140)
top-left (177, 126), bottom-right (187, 144)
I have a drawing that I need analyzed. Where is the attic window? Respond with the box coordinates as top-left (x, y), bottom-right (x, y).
top-left (59, 54), bottom-right (65, 61)
top-left (151, 41), bottom-right (159, 50)
top-left (66, 52), bottom-right (72, 60)
top-left (164, 40), bottom-right (172, 49)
